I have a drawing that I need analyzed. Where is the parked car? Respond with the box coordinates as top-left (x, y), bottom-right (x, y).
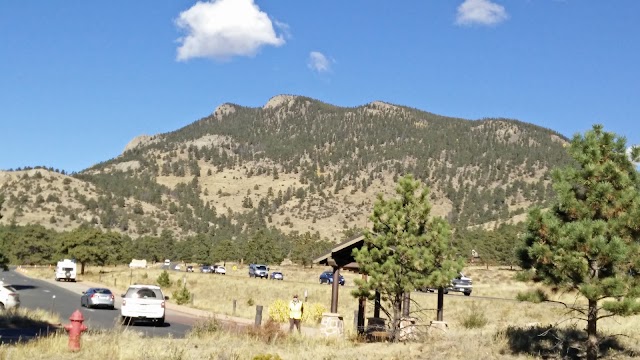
top-left (448, 273), bottom-right (473, 296)
top-left (319, 271), bottom-right (345, 285)
top-left (214, 265), bottom-right (226, 275)
top-left (249, 264), bottom-right (269, 279)
top-left (186, 265), bottom-right (194, 272)
top-left (418, 273), bottom-right (473, 296)
top-left (81, 288), bottom-right (115, 309)
top-left (120, 285), bottom-right (167, 326)
top-left (0, 282), bottom-right (20, 310)
top-left (200, 265), bottom-right (212, 273)
top-left (270, 271), bottom-right (284, 280)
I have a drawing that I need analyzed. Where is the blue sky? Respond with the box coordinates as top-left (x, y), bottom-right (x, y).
top-left (1, 0), bottom-right (638, 173)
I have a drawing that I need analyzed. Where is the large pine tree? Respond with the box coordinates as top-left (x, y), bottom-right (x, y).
top-left (519, 125), bottom-right (640, 360)
top-left (352, 174), bottom-right (462, 341)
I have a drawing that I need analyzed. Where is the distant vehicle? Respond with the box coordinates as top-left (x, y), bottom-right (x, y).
top-left (81, 288), bottom-right (115, 309)
top-left (174, 264), bottom-right (181, 271)
top-left (270, 271), bottom-right (284, 280)
top-left (319, 271), bottom-right (345, 285)
top-left (418, 273), bottom-right (473, 296)
top-left (249, 264), bottom-right (269, 279)
top-left (55, 259), bottom-right (77, 282)
top-left (200, 265), bottom-right (212, 273)
top-left (164, 259), bottom-right (171, 266)
top-left (448, 274), bottom-right (473, 296)
top-left (186, 265), bottom-right (194, 272)
top-left (120, 285), bottom-right (167, 326)
top-left (0, 282), bottom-right (20, 310)
top-left (214, 266), bottom-right (226, 275)
top-left (129, 259), bottom-right (147, 269)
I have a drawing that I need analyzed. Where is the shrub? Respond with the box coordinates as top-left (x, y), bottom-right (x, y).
top-left (252, 354), bottom-right (282, 360)
top-left (302, 302), bottom-right (326, 324)
top-left (188, 317), bottom-right (221, 338)
top-left (247, 297), bottom-right (255, 306)
top-left (156, 270), bottom-right (172, 288)
top-left (460, 302), bottom-right (488, 329)
top-left (248, 319), bottom-right (286, 344)
top-left (516, 289), bottom-right (548, 303)
top-left (268, 299), bottom-right (326, 324)
top-left (268, 299), bottom-right (289, 323)
top-left (172, 285), bottom-right (191, 305)
top-left (514, 270), bottom-right (536, 282)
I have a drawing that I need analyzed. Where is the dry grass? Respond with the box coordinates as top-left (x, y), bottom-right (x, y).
top-left (15, 265), bottom-right (640, 359)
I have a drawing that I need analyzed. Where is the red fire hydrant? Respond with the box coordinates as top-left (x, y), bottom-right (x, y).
top-left (64, 310), bottom-right (88, 352)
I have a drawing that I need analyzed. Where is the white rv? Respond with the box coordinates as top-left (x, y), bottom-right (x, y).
top-left (55, 259), bottom-right (77, 282)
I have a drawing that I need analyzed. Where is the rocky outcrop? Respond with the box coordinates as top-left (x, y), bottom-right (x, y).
top-left (123, 135), bottom-right (157, 153)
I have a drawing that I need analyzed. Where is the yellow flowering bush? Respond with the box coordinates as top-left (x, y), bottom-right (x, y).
top-left (267, 299), bottom-right (289, 323)
top-left (267, 299), bottom-right (327, 324)
top-left (302, 302), bottom-right (326, 324)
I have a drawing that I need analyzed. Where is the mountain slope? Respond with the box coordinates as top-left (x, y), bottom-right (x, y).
top-left (1, 95), bottom-right (572, 241)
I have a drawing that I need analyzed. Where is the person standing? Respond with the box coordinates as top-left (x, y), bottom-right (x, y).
top-left (289, 294), bottom-right (304, 333)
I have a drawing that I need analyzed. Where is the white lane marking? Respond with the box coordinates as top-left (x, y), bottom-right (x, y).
top-left (43, 290), bottom-right (50, 293)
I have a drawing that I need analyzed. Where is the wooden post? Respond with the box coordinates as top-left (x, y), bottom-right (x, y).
top-left (357, 274), bottom-right (367, 334)
top-left (402, 292), bottom-right (410, 317)
top-left (255, 305), bottom-right (263, 327)
top-left (437, 288), bottom-right (444, 321)
top-left (233, 299), bottom-right (237, 316)
top-left (374, 291), bottom-right (381, 318)
top-left (330, 267), bottom-right (340, 313)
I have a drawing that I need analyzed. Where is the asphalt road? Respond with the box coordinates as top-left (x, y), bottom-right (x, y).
top-left (2, 269), bottom-right (196, 339)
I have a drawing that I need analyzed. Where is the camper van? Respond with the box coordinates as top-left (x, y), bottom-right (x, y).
top-left (55, 259), bottom-right (77, 282)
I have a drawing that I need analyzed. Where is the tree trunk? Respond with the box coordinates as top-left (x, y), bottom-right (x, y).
top-left (437, 288), bottom-right (444, 321)
top-left (81, 262), bottom-right (85, 275)
top-left (586, 299), bottom-right (598, 360)
top-left (392, 294), bottom-right (402, 342)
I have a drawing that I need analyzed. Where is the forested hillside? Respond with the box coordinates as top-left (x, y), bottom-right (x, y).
top-left (0, 95), bottom-right (572, 252)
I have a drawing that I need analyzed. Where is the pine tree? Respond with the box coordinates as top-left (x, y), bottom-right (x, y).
top-left (352, 174), bottom-right (462, 341)
top-left (519, 125), bottom-right (640, 360)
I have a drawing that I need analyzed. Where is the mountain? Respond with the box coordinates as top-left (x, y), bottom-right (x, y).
top-left (0, 95), bottom-right (572, 242)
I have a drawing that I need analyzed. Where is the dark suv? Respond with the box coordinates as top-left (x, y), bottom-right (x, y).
top-left (249, 264), bottom-right (269, 278)
top-left (319, 271), bottom-right (345, 285)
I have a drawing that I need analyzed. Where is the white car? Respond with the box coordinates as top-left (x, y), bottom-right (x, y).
top-left (0, 282), bottom-right (20, 310)
top-left (214, 266), bottom-right (226, 275)
top-left (120, 285), bottom-right (166, 326)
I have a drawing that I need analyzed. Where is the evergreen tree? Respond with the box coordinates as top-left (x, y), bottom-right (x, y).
top-left (519, 125), bottom-right (640, 360)
top-left (352, 174), bottom-right (462, 341)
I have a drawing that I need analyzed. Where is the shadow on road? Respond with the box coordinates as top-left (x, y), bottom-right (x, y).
top-left (11, 284), bottom-right (38, 291)
top-left (503, 325), bottom-right (638, 359)
top-left (123, 321), bottom-right (171, 328)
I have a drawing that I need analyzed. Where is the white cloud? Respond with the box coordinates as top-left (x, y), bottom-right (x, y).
top-left (455, 0), bottom-right (509, 26)
top-left (175, 0), bottom-right (285, 61)
top-left (308, 51), bottom-right (332, 73)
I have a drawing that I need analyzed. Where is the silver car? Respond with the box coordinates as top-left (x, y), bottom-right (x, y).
top-left (81, 288), bottom-right (115, 309)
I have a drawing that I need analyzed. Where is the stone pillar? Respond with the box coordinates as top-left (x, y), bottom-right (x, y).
top-left (429, 320), bottom-right (448, 334)
top-left (320, 312), bottom-right (344, 338)
top-left (399, 317), bottom-right (418, 341)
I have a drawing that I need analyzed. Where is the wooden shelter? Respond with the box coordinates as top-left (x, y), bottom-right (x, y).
top-left (313, 234), bottom-right (382, 334)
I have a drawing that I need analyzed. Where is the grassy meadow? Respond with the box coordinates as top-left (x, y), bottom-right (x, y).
top-left (10, 264), bottom-right (640, 359)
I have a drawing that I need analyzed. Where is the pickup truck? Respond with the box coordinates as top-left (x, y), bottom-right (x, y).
top-left (418, 273), bottom-right (473, 296)
top-left (120, 285), bottom-right (167, 326)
